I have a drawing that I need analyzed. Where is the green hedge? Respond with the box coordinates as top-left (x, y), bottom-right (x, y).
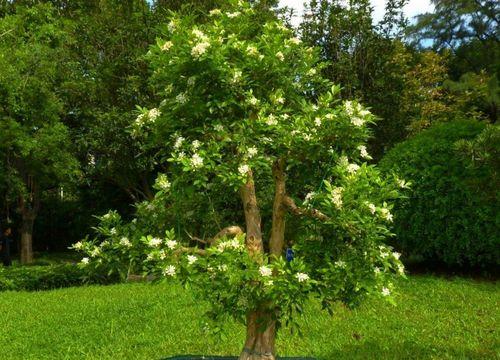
top-left (0, 264), bottom-right (119, 292)
top-left (380, 120), bottom-right (499, 268)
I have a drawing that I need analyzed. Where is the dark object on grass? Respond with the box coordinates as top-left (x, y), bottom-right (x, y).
top-left (0, 227), bottom-right (13, 267)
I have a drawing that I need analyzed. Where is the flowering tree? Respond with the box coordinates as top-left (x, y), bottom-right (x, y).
top-left (74, 1), bottom-right (406, 358)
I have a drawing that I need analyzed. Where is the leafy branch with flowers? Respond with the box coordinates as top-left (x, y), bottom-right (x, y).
top-left (73, 1), bottom-right (407, 359)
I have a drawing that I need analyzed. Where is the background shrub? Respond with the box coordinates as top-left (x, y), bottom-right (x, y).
top-left (380, 120), bottom-right (499, 269)
top-left (0, 264), bottom-right (119, 292)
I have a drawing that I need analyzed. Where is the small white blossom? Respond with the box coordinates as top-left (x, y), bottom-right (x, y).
top-left (392, 252), bottom-right (401, 260)
top-left (174, 136), bottom-right (184, 149)
top-left (275, 96), bottom-right (285, 105)
top-left (161, 41), bottom-right (173, 51)
top-left (167, 20), bottom-right (176, 33)
top-left (192, 140), bottom-right (201, 150)
top-left (156, 174), bottom-right (171, 191)
top-left (331, 187), bottom-right (343, 209)
top-left (307, 68), bottom-right (317, 76)
top-left (266, 114), bottom-right (277, 126)
top-left (304, 192), bottom-right (315, 202)
top-left (380, 208), bottom-right (393, 222)
top-left (148, 108), bottom-right (161, 121)
top-left (275, 51), bottom-right (284, 61)
top-left (367, 203), bottom-right (377, 214)
top-left (347, 163), bottom-right (360, 174)
top-left (289, 37), bottom-right (301, 45)
top-left (90, 247), bottom-right (101, 258)
top-left (209, 9), bottom-right (221, 16)
top-left (248, 96), bottom-right (259, 106)
top-left (295, 272), bottom-right (310, 283)
top-left (81, 257), bottom-right (90, 265)
top-left (335, 260), bottom-right (346, 268)
top-left (238, 164), bottom-right (250, 176)
top-left (214, 124), bottom-right (224, 132)
top-left (358, 145), bottom-right (372, 159)
top-left (190, 153), bottom-right (204, 168)
top-left (218, 264), bottom-right (228, 272)
top-left (166, 240), bottom-right (178, 250)
top-left (314, 117), bottom-right (322, 127)
top-left (374, 267), bottom-right (381, 274)
top-left (397, 179), bottom-right (409, 188)
top-left (246, 45), bottom-right (259, 56)
top-left (381, 287), bottom-right (391, 296)
top-left (325, 113), bottom-right (334, 120)
top-left (259, 266), bottom-right (272, 277)
top-left (351, 117), bottom-right (364, 127)
top-left (338, 156), bottom-right (349, 167)
top-left (397, 264), bottom-right (405, 275)
top-left (73, 241), bottom-right (83, 250)
top-left (120, 237), bottom-right (132, 247)
top-left (227, 11), bottom-right (240, 18)
top-left (176, 93), bottom-right (188, 104)
top-left (247, 147), bottom-right (258, 158)
top-left (187, 255), bottom-right (198, 265)
top-left (149, 237), bottom-right (162, 247)
top-left (191, 41), bottom-right (210, 58)
top-left (164, 265), bottom-right (176, 277)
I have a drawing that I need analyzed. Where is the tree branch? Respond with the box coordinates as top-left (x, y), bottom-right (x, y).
top-left (282, 196), bottom-right (329, 221)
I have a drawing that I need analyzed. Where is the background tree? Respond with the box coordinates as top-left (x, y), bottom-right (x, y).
top-left (409, 0), bottom-right (499, 122)
top-left (74, 2), bottom-right (405, 358)
top-left (0, 3), bottom-right (80, 263)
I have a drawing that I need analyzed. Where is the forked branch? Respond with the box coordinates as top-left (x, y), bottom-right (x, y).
top-left (282, 195), bottom-right (329, 221)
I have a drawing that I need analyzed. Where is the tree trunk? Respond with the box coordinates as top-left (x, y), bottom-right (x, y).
top-left (20, 213), bottom-right (35, 264)
top-left (240, 169), bottom-right (264, 257)
top-left (239, 170), bottom-right (277, 358)
top-left (269, 158), bottom-right (286, 257)
top-left (239, 310), bottom-right (276, 360)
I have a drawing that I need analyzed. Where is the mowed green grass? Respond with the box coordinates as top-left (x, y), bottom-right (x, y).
top-left (0, 276), bottom-right (498, 360)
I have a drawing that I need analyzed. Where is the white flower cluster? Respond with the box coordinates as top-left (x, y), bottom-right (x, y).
top-left (380, 208), bottom-right (393, 222)
top-left (217, 238), bottom-right (244, 252)
top-left (295, 272), bottom-right (309, 282)
top-left (191, 153), bottom-right (204, 168)
top-left (149, 237), bottom-right (162, 247)
top-left (166, 240), bottom-right (178, 250)
top-left (238, 164), bottom-right (250, 176)
top-left (161, 41), bottom-right (173, 51)
top-left (119, 237), bottom-right (131, 247)
top-left (259, 266), bottom-right (272, 277)
top-left (347, 163), bottom-right (360, 174)
top-left (344, 100), bottom-right (371, 127)
top-left (191, 29), bottom-right (210, 59)
top-left (358, 145), bottom-right (372, 159)
top-left (331, 187), bottom-right (343, 209)
top-left (156, 174), bottom-right (171, 191)
top-left (164, 265), bottom-right (176, 277)
top-left (187, 255), bottom-right (198, 265)
top-left (266, 114), bottom-right (277, 126)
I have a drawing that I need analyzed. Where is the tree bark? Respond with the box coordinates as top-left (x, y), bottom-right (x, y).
top-left (20, 212), bottom-right (35, 264)
top-left (239, 170), bottom-right (277, 359)
top-left (269, 158), bottom-right (286, 257)
top-left (239, 310), bottom-right (276, 360)
top-left (240, 170), bottom-right (264, 257)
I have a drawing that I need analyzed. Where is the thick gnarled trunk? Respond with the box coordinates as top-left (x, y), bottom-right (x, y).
top-left (239, 310), bottom-right (276, 360)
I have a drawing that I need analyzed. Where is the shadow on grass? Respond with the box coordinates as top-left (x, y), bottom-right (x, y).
top-left (163, 357), bottom-right (316, 360)
top-left (322, 340), bottom-right (496, 359)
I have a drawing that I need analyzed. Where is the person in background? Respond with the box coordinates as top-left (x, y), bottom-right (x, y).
top-left (0, 226), bottom-right (13, 267)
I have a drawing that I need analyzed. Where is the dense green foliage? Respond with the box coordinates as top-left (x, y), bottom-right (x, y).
top-left (0, 263), bottom-right (117, 291)
top-left (0, 277), bottom-right (498, 359)
top-left (380, 120), bottom-right (499, 268)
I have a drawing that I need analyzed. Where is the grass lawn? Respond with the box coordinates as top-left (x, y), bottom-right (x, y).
top-left (0, 275), bottom-right (497, 359)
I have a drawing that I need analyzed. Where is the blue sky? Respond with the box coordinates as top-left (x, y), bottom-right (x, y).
top-left (280, 0), bottom-right (434, 26)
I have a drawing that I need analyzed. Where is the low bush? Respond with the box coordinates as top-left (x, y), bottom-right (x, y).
top-left (0, 264), bottom-right (119, 292)
top-left (380, 120), bottom-right (499, 269)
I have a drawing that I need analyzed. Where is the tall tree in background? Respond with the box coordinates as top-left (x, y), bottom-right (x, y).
top-left (409, 0), bottom-right (499, 122)
top-left (0, 4), bottom-right (80, 263)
